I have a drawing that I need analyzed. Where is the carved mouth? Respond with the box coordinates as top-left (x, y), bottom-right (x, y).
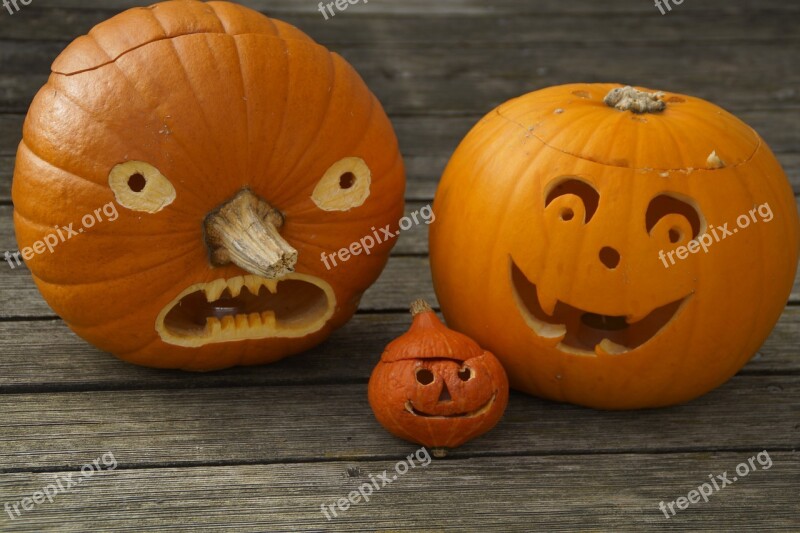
top-left (510, 258), bottom-right (687, 355)
top-left (156, 273), bottom-right (336, 347)
top-left (405, 394), bottom-right (497, 419)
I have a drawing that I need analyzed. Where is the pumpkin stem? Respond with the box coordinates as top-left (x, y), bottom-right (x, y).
top-left (410, 299), bottom-right (433, 317)
top-left (604, 86), bottom-right (666, 114)
top-left (431, 447), bottom-right (448, 458)
top-left (204, 188), bottom-right (297, 279)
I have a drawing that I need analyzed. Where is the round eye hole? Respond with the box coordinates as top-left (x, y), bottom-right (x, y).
top-left (415, 368), bottom-right (434, 385)
top-left (560, 208), bottom-right (574, 222)
top-left (457, 366), bottom-right (472, 381)
top-left (109, 161), bottom-right (176, 213)
top-left (311, 157), bottom-right (371, 212)
top-left (668, 227), bottom-right (682, 243)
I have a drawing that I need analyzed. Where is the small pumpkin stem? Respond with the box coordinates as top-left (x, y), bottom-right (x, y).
top-left (204, 188), bottom-right (297, 279)
top-left (410, 299), bottom-right (433, 317)
top-left (431, 447), bottom-right (448, 458)
top-left (604, 86), bottom-right (666, 114)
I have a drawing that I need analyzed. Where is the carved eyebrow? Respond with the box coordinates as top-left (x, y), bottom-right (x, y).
top-left (545, 177), bottom-right (600, 223)
top-left (646, 194), bottom-right (702, 238)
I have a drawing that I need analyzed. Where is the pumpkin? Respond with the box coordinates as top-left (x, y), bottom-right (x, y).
top-left (368, 300), bottom-right (509, 453)
top-left (11, 0), bottom-right (405, 370)
top-left (429, 83), bottom-right (800, 410)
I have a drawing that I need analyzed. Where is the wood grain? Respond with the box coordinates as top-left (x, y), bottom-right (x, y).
top-left (0, 452), bottom-right (797, 532)
top-left (0, 376), bottom-right (797, 471)
top-left (0, 305), bottom-right (797, 393)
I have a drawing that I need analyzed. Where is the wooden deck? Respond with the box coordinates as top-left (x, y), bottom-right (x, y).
top-left (0, 0), bottom-right (798, 530)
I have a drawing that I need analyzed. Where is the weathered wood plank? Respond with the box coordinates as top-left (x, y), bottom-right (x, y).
top-left (0, 452), bottom-right (797, 532)
top-left (0, 302), bottom-right (797, 392)
top-left (27, 0), bottom-right (800, 15)
top-left (0, 376), bottom-right (796, 471)
top-left (3, 43), bottom-right (800, 114)
top-left (4, 8), bottom-right (799, 44)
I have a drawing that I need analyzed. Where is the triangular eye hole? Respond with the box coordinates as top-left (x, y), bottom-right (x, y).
top-left (646, 194), bottom-right (702, 239)
top-left (545, 178), bottom-right (600, 223)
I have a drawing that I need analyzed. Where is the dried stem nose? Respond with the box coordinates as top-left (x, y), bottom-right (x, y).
top-left (204, 188), bottom-right (297, 279)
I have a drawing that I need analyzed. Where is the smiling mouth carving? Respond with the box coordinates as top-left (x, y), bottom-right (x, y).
top-left (405, 393), bottom-right (497, 419)
top-left (510, 258), bottom-right (686, 355)
top-left (156, 273), bottom-right (336, 347)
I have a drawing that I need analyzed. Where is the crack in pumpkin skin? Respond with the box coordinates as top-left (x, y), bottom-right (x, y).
top-left (155, 273), bottom-right (336, 347)
top-left (510, 257), bottom-right (689, 356)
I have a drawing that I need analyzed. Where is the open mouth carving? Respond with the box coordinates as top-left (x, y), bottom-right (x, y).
top-left (510, 258), bottom-right (687, 355)
top-left (405, 393), bottom-right (497, 419)
top-left (156, 273), bottom-right (336, 347)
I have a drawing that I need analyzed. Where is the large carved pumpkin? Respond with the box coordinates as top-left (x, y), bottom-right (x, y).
top-left (12, 0), bottom-right (405, 370)
top-left (430, 83), bottom-right (799, 409)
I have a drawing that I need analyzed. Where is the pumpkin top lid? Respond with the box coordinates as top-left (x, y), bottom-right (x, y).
top-left (494, 83), bottom-right (761, 172)
top-left (380, 300), bottom-right (484, 363)
top-left (52, 0), bottom-right (314, 76)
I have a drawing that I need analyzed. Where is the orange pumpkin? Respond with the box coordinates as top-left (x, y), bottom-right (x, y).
top-left (430, 83), bottom-right (800, 409)
top-left (12, 0), bottom-right (405, 370)
top-left (368, 300), bottom-right (509, 452)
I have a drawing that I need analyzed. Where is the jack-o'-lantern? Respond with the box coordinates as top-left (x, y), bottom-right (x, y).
top-left (12, 0), bottom-right (405, 370)
top-left (368, 300), bottom-right (509, 453)
top-left (430, 84), bottom-right (799, 409)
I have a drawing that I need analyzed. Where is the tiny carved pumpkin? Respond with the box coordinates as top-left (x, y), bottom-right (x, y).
top-left (368, 300), bottom-right (509, 452)
top-left (12, 1), bottom-right (405, 370)
top-left (430, 84), bottom-right (800, 409)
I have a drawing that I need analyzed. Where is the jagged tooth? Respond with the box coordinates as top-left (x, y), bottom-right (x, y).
top-left (227, 276), bottom-right (245, 298)
top-left (535, 284), bottom-right (559, 317)
top-left (206, 317), bottom-right (222, 336)
top-left (262, 279), bottom-right (279, 294)
top-left (235, 314), bottom-right (249, 330)
top-left (596, 338), bottom-right (629, 356)
top-left (248, 312), bottom-right (263, 328)
top-left (221, 315), bottom-right (236, 331)
top-left (244, 275), bottom-right (263, 295)
top-left (203, 279), bottom-right (227, 302)
top-left (260, 310), bottom-right (277, 328)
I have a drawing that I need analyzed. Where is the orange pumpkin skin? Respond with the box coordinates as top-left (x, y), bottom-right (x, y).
top-left (368, 301), bottom-right (509, 450)
top-left (12, 1), bottom-right (405, 370)
top-left (429, 83), bottom-right (800, 410)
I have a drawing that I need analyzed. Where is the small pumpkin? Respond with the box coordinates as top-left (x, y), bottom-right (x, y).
top-left (430, 83), bottom-right (800, 409)
top-left (368, 300), bottom-right (509, 453)
top-left (12, 0), bottom-right (405, 370)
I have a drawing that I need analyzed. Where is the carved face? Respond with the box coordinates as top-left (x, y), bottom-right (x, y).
top-left (430, 83), bottom-right (800, 409)
top-left (12, 2), bottom-right (405, 370)
top-left (510, 178), bottom-right (703, 356)
top-left (368, 353), bottom-right (509, 449)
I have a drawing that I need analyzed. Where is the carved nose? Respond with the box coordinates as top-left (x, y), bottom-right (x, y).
top-left (599, 246), bottom-right (620, 269)
top-left (438, 382), bottom-right (452, 403)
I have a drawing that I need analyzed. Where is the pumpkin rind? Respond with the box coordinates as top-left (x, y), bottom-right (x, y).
top-left (368, 301), bottom-right (509, 449)
top-left (429, 83), bottom-right (800, 409)
top-left (12, 0), bottom-right (405, 370)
